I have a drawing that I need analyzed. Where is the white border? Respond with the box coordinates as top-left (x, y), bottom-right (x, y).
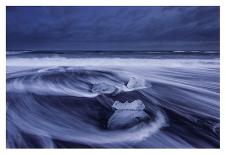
top-left (0, 0), bottom-right (225, 155)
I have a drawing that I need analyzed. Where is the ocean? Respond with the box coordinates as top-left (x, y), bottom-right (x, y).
top-left (6, 50), bottom-right (220, 148)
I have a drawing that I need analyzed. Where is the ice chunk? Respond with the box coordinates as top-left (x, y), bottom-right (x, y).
top-left (112, 100), bottom-right (145, 110)
top-left (107, 109), bottom-right (150, 129)
top-left (127, 77), bottom-right (148, 90)
top-left (108, 100), bottom-right (149, 129)
top-left (91, 83), bottom-right (116, 94)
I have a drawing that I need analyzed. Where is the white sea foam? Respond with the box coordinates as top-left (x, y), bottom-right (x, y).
top-left (6, 57), bottom-right (219, 69)
top-left (91, 83), bottom-right (117, 94)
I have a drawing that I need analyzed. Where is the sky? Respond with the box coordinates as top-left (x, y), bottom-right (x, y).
top-left (6, 6), bottom-right (220, 51)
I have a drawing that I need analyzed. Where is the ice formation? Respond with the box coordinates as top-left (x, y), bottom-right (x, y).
top-left (108, 100), bottom-right (150, 129)
top-left (127, 77), bottom-right (148, 90)
top-left (112, 100), bottom-right (145, 110)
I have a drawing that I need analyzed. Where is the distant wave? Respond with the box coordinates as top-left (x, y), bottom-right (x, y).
top-left (6, 50), bottom-right (219, 60)
top-left (173, 50), bottom-right (219, 53)
top-left (7, 57), bottom-right (219, 68)
top-left (6, 50), bottom-right (32, 56)
top-left (173, 51), bottom-right (187, 53)
top-left (6, 57), bottom-right (219, 148)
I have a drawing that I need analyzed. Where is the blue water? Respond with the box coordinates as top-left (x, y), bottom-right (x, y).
top-left (6, 50), bottom-right (220, 148)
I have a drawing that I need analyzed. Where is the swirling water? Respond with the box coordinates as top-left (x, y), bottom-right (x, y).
top-left (6, 51), bottom-right (220, 148)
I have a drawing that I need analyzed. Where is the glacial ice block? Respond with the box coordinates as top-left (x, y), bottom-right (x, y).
top-left (107, 110), bottom-right (150, 129)
top-left (112, 100), bottom-right (145, 110)
top-left (108, 100), bottom-right (150, 129)
top-left (127, 77), bottom-right (148, 90)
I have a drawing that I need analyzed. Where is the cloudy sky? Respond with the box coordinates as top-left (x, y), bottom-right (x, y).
top-left (6, 6), bottom-right (220, 50)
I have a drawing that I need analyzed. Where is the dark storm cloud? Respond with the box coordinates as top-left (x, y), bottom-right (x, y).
top-left (6, 6), bottom-right (220, 50)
